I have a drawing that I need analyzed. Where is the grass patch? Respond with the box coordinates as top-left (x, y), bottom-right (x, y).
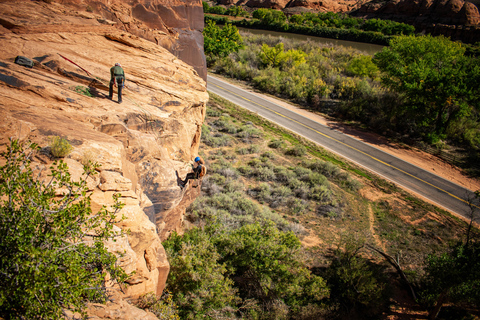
top-left (73, 85), bottom-right (93, 97)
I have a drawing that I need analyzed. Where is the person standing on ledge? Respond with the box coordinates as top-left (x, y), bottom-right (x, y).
top-left (109, 63), bottom-right (125, 103)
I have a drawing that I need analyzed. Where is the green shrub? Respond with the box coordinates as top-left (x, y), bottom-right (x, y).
top-left (268, 138), bottom-right (285, 149)
top-left (237, 145), bottom-right (260, 155)
top-left (49, 136), bottom-right (73, 158)
top-left (136, 292), bottom-right (180, 320)
top-left (163, 228), bottom-right (239, 319)
top-left (0, 139), bottom-right (126, 319)
top-left (286, 144), bottom-right (307, 157)
top-left (73, 85), bottom-right (93, 97)
top-left (237, 125), bottom-right (263, 141)
top-left (310, 185), bottom-right (333, 202)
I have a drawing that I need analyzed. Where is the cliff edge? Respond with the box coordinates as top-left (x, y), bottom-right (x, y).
top-left (0, 0), bottom-right (208, 318)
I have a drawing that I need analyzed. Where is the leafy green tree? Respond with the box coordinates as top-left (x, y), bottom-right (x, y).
top-left (374, 35), bottom-right (477, 141)
top-left (420, 241), bottom-right (480, 319)
top-left (215, 221), bottom-right (329, 314)
top-left (259, 43), bottom-right (306, 69)
top-left (252, 8), bottom-right (287, 25)
top-left (0, 139), bottom-right (126, 319)
top-left (346, 55), bottom-right (379, 78)
top-left (203, 20), bottom-right (243, 63)
top-left (225, 5), bottom-right (249, 17)
top-left (325, 236), bottom-right (390, 317)
top-left (163, 228), bottom-right (239, 319)
top-left (202, 1), bottom-right (209, 13)
top-left (259, 43), bottom-right (286, 68)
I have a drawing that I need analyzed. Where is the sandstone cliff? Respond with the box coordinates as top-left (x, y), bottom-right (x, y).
top-left (0, 0), bottom-right (208, 318)
top-left (352, 0), bottom-right (480, 43)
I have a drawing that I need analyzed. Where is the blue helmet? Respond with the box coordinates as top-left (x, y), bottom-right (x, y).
top-left (194, 156), bottom-right (201, 162)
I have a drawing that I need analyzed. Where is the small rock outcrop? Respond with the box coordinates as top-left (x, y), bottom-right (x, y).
top-left (0, 0), bottom-right (208, 318)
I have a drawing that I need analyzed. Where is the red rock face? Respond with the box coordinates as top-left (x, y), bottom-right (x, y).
top-left (57, 0), bottom-right (207, 80)
top-left (353, 0), bottom-right (480, 43)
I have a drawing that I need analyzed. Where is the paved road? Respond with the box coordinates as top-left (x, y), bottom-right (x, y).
top-left (207, 75), bottom-right (477, 218)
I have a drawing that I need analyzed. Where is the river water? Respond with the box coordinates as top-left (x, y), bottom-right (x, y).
top-left (237, 27), bottom-right (384, 55)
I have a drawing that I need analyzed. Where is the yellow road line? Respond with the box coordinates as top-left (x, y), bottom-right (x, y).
top-left (210, 82), bottom-right (478, 210)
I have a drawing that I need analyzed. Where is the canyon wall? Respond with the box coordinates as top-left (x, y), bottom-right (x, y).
top-left (352, 0), bottom-right (480, 44)
top-left (0, 0), bottom-right (208, 318)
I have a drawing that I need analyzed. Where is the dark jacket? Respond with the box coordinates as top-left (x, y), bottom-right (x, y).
top-left (110, 65), bottom-right (125, 84)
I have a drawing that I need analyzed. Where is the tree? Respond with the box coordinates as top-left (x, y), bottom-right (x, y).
top-left (163, 228), bottom-right (239, 319)
top-left (259, 43), bottom-right (306, 69)
top-left (252, 8), bottom-right (287, 25)
top-left (214, 221), bottom-right (329, 314)
top-left (373, 35), bottom-right (477, 142)
top-left (421, 241), bottom-right (480, 319)
top-left (203, 20), bottom-right (243, 63)
top-left (325, 235), bottom-right (390, 317)
top-left (164, 221), bottom-right (329, 318)
top-left (0, 139), bottom-right (126, 319)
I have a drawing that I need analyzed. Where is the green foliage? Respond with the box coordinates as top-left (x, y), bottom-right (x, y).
top-left (163, 228), bottom-right (239, 319)
top-left (259, 43), bottom-right (306, 69)
top-left (268, 138), bottom-right (286, 149)
top-left (420, 241), bottom-right (480, 318)
top-left (285, 144), bottom-right (307, 157)
top-left (0, 139), bottom-right (126, 319)
top-left (203, 20), bottom-right (243, 63)
top-left (205, 5), bottom-right (226, 15)
top-left (374, 35), bottom-right (478, 140)
top-left (74, 85), bottom-right (93, 97)
top-left (325, 235), bottom-right (390, 317)
top-left (361, 18), bottom-right (415, 36)
top-left (225, 5), bottom-right (249, 17)
top-left (164, 221), bottom-right (329, 319)
top-left (137, 292), bottom-right (180, 320)
top-left (346, 55), bottom-right (379, 78)
top-left (252, 8), bottom-right (287, 25)
top-left (49, 136), bottom-right (73, 158)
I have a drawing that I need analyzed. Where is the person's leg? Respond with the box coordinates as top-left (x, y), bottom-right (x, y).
top-left (181, 173), bottom-right (196, 187)
top-left (118, 83), bottom-right (123, 103)
top-left (109, 80), bottom-right (113, 99)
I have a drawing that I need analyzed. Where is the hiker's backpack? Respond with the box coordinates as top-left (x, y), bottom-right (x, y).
top-left (14, 56), bottom-right (34, 68)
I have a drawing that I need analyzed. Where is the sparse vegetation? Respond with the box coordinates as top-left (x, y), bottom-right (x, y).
top-left (49, 136), bottom-right (73, 158)
top-left (73, 85), bottom-right (93, 97)
top-left (164, 96), bottom-right (478, 318)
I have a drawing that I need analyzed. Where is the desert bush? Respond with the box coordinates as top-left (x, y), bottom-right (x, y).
top-left (287, 197), bottom-right (309, 215)
top-left (252, 165), bottom-right (276, 181)
top-left (237, 124), bottom-right (263, 142)
top-left (206, 108), bottom-right (222, 118)
top-left (261, 150), bottom-right (276, 159)
top-left (302, 172), bottom-right (329, 187)
top-left (286, 144), bottom-right (307, 157)
top-left (137, 292), bottom-right (179, 320)
top-left (49, 136), bottom-right (73, 158)
top-left (302, 159), bottom-right (342, 178)
top-left (248, 182), bottom-right (272, 203)
top-left (268, 138), bottom-right (286, 149)
top-left (341, 177), bottom-right (363, 192)
top-left (202, 124), bottom-right (231, 147)
top-left (237, 145), bottom-right (260, 155)
top-left (273, 166), bottom-right (296, 183)
top-left (310, 185), bottom-right (333, 202)
top-left (213, 116), bottom-right (239, 134)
